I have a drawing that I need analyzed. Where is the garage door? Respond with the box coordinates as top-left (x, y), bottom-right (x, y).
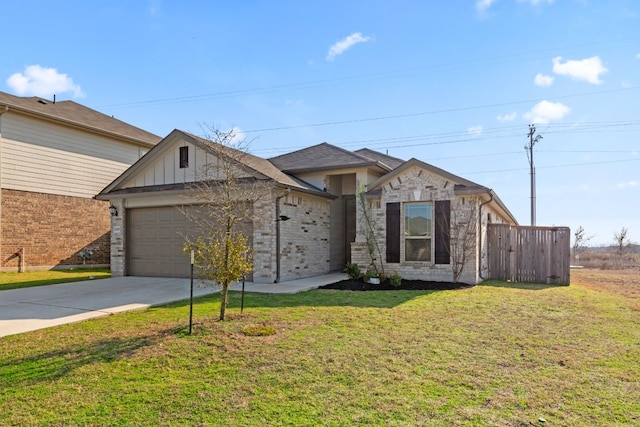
top-left (127, 206), bottom-right (253, 278)
top-left (128, 207), bottom-right (196, 277)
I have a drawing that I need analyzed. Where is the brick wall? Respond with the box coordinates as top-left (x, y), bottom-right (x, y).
top-left (1, 189), bottom-right (111, 270)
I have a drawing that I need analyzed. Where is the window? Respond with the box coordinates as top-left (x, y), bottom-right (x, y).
top-left (386, 200), bottom-right (450, 264)
top-left (404, 202), bottom-right (432, 261)
top-left (179, 146), bottom-right (189, 168)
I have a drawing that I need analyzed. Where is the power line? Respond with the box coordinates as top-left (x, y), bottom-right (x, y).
top-left (242, 87), bottom-right (638, 133)
top-left (462, 157), bottom-right (640, 176)
top-left (97, 37), bottom-right (633, 109)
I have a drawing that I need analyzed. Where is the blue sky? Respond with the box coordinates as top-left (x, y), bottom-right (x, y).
top-left (3, 0), bottom-right (639, 245)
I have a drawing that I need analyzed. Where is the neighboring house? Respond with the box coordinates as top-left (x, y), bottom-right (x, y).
top-left (98, 131), bottom-right (517, 284)
top-left (0, 91), bottom-right (161, 271)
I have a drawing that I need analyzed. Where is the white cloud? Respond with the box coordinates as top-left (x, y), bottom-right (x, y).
top-left (523, 100), bottom-right (570, 124)
top-left (534, 73), bottom-right (554, 87)
top-left (476, 0), bottom-right (497, 13)
top-left (497, 112), bottom-right (517, 122)
top-left (6, 65), bottom-right (84, 98)
top-left (617, 181), bottom-right (639, 189)
top-left (519, 0), bottom-right (554, 5)
top-left (552, 56), bottom-right (608, 85)
top-left (148, 0), bottom-right (161, 15)
top-left (229, 126), bottom-right (246, 145)
top-left (326, 32), bottom-right (372, 61)
top-left (467, 125), bottom-right (484, 136)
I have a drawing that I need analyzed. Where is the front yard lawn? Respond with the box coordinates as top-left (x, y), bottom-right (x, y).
top-left (1, 269), bottom-right (638, 426)
top-left (0, 268), bottom-right (111, 291)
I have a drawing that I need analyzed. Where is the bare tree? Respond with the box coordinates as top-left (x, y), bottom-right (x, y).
top-left (573, 226), bottom-right (593, 262)
top-left (447, 201), bottom-right (477, 283)
top-left (356, 182), bottom-right (385, 278)
top-left (182, 125), bottom-right (271, 321)
top-left (613, 227), bottom-right (632, 258)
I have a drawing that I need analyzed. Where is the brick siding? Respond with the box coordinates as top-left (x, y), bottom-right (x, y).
top-left (1, 189), bottom-right (110, 270)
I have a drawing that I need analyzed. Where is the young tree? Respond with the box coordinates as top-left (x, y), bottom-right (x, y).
top-left (613, 227), bottom-right (632, 258)
top-left (356, 182), bottom-right (385, 278)
top-left (183, 125), bottom-right (270, 321)
top-left (572, 226), bottom-right (593, 262)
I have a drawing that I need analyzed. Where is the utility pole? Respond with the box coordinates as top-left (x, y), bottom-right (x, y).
top-left (525, 125), bottom-right (542, 226)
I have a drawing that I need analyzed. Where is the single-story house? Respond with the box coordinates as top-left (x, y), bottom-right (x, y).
top-left (97, 129), bottom-right (517, 284)
top-left (0, 91), bottom-right (161, 271)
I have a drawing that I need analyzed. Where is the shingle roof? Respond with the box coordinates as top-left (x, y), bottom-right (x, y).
top-left (353, 148), bottom-right (405, 169)
top-left (269, 142), bottom-right (394, 173)
top-left (0, 91), bottom-right (161, 147)
top-left (184, 131), bottom-right (325, 192)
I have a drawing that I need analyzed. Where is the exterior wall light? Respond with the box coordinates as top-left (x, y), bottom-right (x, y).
top-left (109, 204), bottom-right (118, 217)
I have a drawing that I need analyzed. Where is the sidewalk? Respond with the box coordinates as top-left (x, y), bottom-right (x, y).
top-left (0, 273), bottom-right (346, 338)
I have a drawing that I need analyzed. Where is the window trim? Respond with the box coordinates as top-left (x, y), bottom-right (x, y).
top-left (179, 146), bottom-right (189, 169)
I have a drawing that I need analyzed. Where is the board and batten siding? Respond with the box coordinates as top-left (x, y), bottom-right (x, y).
top-left (123, 140), bottom-right (254, 189)
top-left (1, 112), bottom-right (146, 198)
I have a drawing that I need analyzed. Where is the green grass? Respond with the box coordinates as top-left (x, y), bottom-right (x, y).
top-left (1, 269), bottom-right (638, 426)
top-left (0, 268), bottom-right (111, 291)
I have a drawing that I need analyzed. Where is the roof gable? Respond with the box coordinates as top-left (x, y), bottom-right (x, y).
top-left (369, 158), bottom-right (518, 225)
top-left (0, 91), bottom-right (160, 147)
top-left (99, 129), bottom-right (328, 197)
top-left (368, 158), bottom-right (481, 191)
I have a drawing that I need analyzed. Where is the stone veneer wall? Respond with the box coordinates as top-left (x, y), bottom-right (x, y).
top-left (276, 193), bottom-right (332, 282)
top-left (1, 189), bottom-right (110, 271)
top-left (351, 166), bottom-right (482, 284)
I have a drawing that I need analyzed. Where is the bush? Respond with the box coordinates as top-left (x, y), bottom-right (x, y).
top-left (344, 262), bottom-right (361, 280)
top-left (389, 272), bottom-right (402, 287)
top-left (241, 324), bottom-right (276, 336)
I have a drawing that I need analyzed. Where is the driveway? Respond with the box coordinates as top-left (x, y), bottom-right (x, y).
top-left (0, 273), bottom-right (346, 338)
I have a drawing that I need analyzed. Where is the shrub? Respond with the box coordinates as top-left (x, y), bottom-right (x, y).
top-left (389, 272), bottom-right (402, 287)
top-left (241, 324), bottom-right (276, 336)
top-left (344, 262), bottom-right (361, 280)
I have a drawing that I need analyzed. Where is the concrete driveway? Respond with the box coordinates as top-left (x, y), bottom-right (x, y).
top-left (0, 273), bottom-right (346, 338)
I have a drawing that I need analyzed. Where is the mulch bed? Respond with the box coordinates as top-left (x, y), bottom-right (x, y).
top-left (319, 279), bottom-right (472, 291)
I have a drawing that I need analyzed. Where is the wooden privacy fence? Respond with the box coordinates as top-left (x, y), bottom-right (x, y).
top-left (487, 224), bottom-right (571, 285)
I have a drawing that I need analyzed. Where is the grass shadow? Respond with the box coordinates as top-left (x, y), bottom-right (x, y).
top-left (0, 331), bottom-right (169, 387)
top-left (164, 287), bottom-right (466, 311)
top-left (479, 279), bottom-right (568, 291)
top-left (0, 269), bottom-right (111, 291)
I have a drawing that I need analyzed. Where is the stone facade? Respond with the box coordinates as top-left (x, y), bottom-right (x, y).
top-left (1, 189), bottom-right (110, 271)
top-left (108, 199), bottom-right (126, 277)
top-left (352, 166), bottom-right (481, 284)
top-left (277, 193), bottom-right (332, 281)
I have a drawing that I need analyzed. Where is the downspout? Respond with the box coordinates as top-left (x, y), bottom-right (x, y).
top-left (478, 191), bottom-right (494, 281)
top-left (274, 189), bottom-right (290, 283)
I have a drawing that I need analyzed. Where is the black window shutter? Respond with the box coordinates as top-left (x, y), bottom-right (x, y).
top-left (386, 202), bottom-right (400, 263)
top-left (435, 200), bottom-right (451, 264)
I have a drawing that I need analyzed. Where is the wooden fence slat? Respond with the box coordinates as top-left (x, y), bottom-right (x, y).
top-left (487, 224), bottom-right (570, 285)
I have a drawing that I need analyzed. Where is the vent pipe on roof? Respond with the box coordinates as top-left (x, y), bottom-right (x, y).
top-left (53, 94), bottom-right (56, 104)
